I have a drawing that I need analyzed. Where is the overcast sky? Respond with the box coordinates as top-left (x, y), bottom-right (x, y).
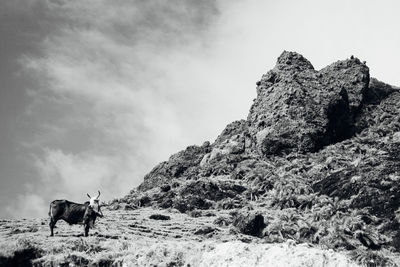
top-left (0, 0), bottom-right (399, 218)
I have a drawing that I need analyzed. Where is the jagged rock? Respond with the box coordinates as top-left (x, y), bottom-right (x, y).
top-left (139, 144), bottom-right (211, 191)
top-left (248, 51), bottom-right (370, 155)
top-left (275, 50), bottom-right (314, 71)
top-left (319, 57), bottom-right (369, 111)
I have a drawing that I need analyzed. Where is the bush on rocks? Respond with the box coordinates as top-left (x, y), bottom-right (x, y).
top-left (172, 196), bottom-right (213, 213)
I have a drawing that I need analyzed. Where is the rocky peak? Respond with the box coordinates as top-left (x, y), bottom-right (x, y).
top-left (275, 51), bottom-right (315, 71)
top-left (137, 52), bottom-right (397, 191)
top-left (248, 52), bottom-right (372, 156)
top-left (319, 57), bottom-right (369, 111)
top-left (133, 50), bottom-right (399, 197)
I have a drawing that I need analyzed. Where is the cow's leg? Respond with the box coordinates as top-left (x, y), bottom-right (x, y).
top-left (84, 223), bottom-right (90, 237)
top-left (49, 218), bottom-right (56, 237)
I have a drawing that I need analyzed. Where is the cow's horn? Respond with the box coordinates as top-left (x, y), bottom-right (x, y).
top-left (87, 193), bottom-right (91, 199)
top-left (97, 190), bottom-right (101, 199)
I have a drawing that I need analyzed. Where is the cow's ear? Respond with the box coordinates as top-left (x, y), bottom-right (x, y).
top-left (87, 193), bottom-right (91, 199)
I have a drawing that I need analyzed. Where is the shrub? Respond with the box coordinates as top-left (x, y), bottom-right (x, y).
top-left (0, 239), bottom-right (42, 267)
top-left (149, 214), bottom-right (171, 220)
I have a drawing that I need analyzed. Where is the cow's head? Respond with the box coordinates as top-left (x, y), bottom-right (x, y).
top-left (87, 191), bottom-right (103, 217)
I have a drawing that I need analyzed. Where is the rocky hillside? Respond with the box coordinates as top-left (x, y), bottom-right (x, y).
top-left (117, 51), bottom-right (400, 265)
top-left (1, 51), bottom-right (399, 266)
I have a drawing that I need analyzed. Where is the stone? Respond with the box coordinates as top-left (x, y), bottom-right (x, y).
top-left (149, 214), bottom-right (171, 220)
top-left (232, 212), bottom-right (266, 237)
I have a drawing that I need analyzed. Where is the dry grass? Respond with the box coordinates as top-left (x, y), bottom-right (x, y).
top-left (0, 207), bottom-right (373, 266)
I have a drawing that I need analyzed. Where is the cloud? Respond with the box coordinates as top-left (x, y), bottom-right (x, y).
top-left (5, 194), bottom-right (47, 219)
top-left (3, 0), bottom-right (226, 218)
top-left (34, 149), bottom-right (137, 201)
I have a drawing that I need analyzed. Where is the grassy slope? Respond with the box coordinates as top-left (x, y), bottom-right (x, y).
top-left (0, 207), bottom-right (365, 267)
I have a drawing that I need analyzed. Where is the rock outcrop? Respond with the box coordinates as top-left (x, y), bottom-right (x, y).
top-left (248, 51), bottom-right (369, 155)
top-left (135, 52), bottom-right (394, 193)
top-left (138, 143), bottom-right (211, 191)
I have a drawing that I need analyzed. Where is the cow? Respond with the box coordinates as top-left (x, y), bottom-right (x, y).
top-left (49, 191), bottom-right (103, 237)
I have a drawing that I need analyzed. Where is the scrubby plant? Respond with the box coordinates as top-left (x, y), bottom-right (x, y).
top-left (0, 238), bottom-right (42, 267)
top-left (71, 238), bottom-right (105, 254)
top-left (214, 216), bottom-right (232, 227)
top-left (351, 250), bottom-right (397, 267)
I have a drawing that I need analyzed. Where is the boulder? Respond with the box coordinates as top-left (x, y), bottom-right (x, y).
top-left (232, 212), bottom-right (266, 237)
top-left (149, 214), bottom-right (171, 220)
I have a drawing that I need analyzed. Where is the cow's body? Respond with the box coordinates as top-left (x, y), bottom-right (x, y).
top-left (49, 192), bottom-right (102, 237)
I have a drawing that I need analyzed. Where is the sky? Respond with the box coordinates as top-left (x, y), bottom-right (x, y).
top-left (0, 0), bottom-right (399, 219)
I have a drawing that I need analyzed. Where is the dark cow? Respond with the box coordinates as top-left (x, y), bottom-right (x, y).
top-left (49, 191), bottom-right (103, 237)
